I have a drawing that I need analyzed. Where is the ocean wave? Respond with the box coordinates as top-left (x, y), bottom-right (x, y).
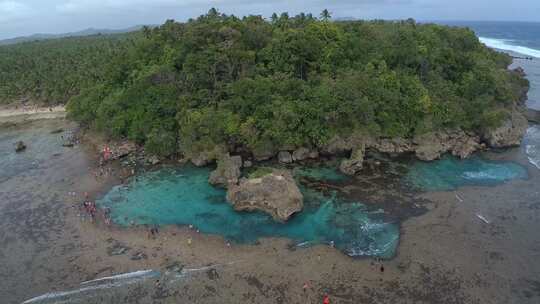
top-left (525, 126), bottom-right (540, 170)
top-left (479, 37), bottom-right (540, 58)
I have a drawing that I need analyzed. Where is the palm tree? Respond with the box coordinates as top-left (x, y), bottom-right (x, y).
top-left (271, 13), bottom-right (279, 24)
top-left (320, 9), bottom-right (331, 21)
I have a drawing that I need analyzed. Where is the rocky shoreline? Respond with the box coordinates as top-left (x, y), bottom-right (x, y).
top-left (86, 105), bottom-right (530, 220)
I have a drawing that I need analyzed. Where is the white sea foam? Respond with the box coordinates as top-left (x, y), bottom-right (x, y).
top-left (23, 270), bottom-right (160, 304)
top-left (462, 171), bottom-right (499, 180)
top-left (525, 126), bottom-right (540, 170)
top-left (479, 37), bottom-right (540, 58)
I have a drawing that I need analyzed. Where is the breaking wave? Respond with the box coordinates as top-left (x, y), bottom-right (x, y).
top-left (525, 126), bottom-right (540, 169)
top-left (479, 37), bottom-right (540, 58)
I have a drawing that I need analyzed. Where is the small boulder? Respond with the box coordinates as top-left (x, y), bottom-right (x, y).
top-left (243, 160), bottom-right (253, 168)
top-left (293, 148), bottom-right (319, 160)
top-left (61, 131), bottom-right (77, 147)
top-left (15, 141), bottom-right (26, 152)
top-left (209, 154), bottom-right (243, 187)
top-left (278, 151), bottom-right (293, 163)
top-left (339, 145), bottom-right (365, 175)
top-left (292, 148), bottom-right (309, 161)
top-left (308, 150), bottom-right (319, 159)
top-left (226, 169), bottom-right (303, 222)
top-left (147, 155), bottom-right (161, 165)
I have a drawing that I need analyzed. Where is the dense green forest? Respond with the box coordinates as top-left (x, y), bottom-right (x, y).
top-left (0, 33), bottom-right (137, 104)
top-left (1, 10), bottom-right (528, 157)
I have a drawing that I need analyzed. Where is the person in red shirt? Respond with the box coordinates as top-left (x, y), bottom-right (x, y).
top-left (323, 293), bottom-right (330, 304)
top-left (103, 146), bottom-right (112, 161)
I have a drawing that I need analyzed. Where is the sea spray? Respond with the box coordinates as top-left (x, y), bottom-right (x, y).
top-left (480, 37), bottom-right (540, 58)
top-left (525, 125), bottom-right (540, 169)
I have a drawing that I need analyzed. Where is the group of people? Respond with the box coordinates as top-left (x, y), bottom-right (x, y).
top-left (82, 200), bottom-right (97, 220)
top-left (80, 192), bottom-right (111, 225)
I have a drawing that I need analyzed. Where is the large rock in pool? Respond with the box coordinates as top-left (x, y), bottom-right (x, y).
top-left (483, 110), bottom-right (528, 148)
top-left (209, 154), bottom-right (243, 187)
top-left (226, 169), bottom-right (303, 222)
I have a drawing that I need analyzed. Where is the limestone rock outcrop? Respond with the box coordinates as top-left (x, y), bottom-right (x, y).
top-left (209, 154), bottom-right (243, 187)
top-left (226, 169), bottom-right (303, 221)
top-left (483, 110), bottom-right (528, 148)
top-left (339, 145), bottom-right (366, 175)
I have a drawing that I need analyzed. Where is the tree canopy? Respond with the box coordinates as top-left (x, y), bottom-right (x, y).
top-left (0, 10), bottom-right (527, 157)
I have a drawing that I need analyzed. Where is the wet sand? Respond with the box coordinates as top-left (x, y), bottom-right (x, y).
top-left (1, 118), bottom-right (539, 303)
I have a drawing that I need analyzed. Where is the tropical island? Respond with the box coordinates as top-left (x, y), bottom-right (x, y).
top-left (2, 9), bottom-right (529, 154)
top-left (1, 10), bottom-right (530, 219)
top-left (1, 9), bottom-right (539, 304)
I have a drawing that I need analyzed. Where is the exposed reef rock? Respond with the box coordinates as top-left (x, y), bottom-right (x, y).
top-left (111, 142), bottom-right (137, 160)
top-left (483, 110), bottom-right (528, 148)
top-left (369, 137), bottom-right (413, 155)
top-left (226, 169), bottom-right (303, 222)
top-left (320, 134), bottom-right (361, 155)
top-left (190, 146), bottom-right (225, 167)
top-left (413, 131), bottom-right (480, 161)
top-left (278, 151), bottom-right (293, 163)
top-left (209, 153), bottom-right (242, 188)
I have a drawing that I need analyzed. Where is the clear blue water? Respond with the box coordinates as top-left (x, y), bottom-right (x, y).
top-left (404, 155), bottom-right (529, 191)
top-left (97, 165), bottom-right (399, 258)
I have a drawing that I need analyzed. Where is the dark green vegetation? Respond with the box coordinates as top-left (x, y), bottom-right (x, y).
top-left (0, 33), bottom-right (137, 104)
top-left (1, 10), bottom-right (528, 157)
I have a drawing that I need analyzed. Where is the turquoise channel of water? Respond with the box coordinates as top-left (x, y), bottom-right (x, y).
top-left (97, 155), bottom-right (528, 259)
top-left (404, 155), bottom-right (528, 191)
top-left (97, 165), bottom-right (399, 258)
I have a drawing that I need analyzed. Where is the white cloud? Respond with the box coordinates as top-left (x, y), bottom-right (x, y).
top-left (0, 1), bottom-right (33, 22)
top-left (56, 0), bottom-right (218, 13)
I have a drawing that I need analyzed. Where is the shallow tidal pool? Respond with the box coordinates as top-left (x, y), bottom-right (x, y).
top-left (97, 165), bottom-right (400, 258)
top-left (404, 155), bottom-right (529, 191)
top-left (96, 153), bottom-right (530, 259)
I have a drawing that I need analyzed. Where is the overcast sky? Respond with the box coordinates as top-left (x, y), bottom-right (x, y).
top-left (1, 0), bottom-right (539, 40)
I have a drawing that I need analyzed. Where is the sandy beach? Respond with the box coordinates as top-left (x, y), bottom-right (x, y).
top-left (0, 116), bottom-right (539, 304)
top-left (0, 105), bottom-right (66, 127)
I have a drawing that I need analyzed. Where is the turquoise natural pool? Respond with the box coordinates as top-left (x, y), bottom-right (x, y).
top-left (404, 155), bottom-right (528, 191)
top-left (98, 165), bottom-right (399, 258)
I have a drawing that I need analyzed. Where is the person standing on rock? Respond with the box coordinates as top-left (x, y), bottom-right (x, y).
top-left (103, 145), bottom-right (112, 161)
